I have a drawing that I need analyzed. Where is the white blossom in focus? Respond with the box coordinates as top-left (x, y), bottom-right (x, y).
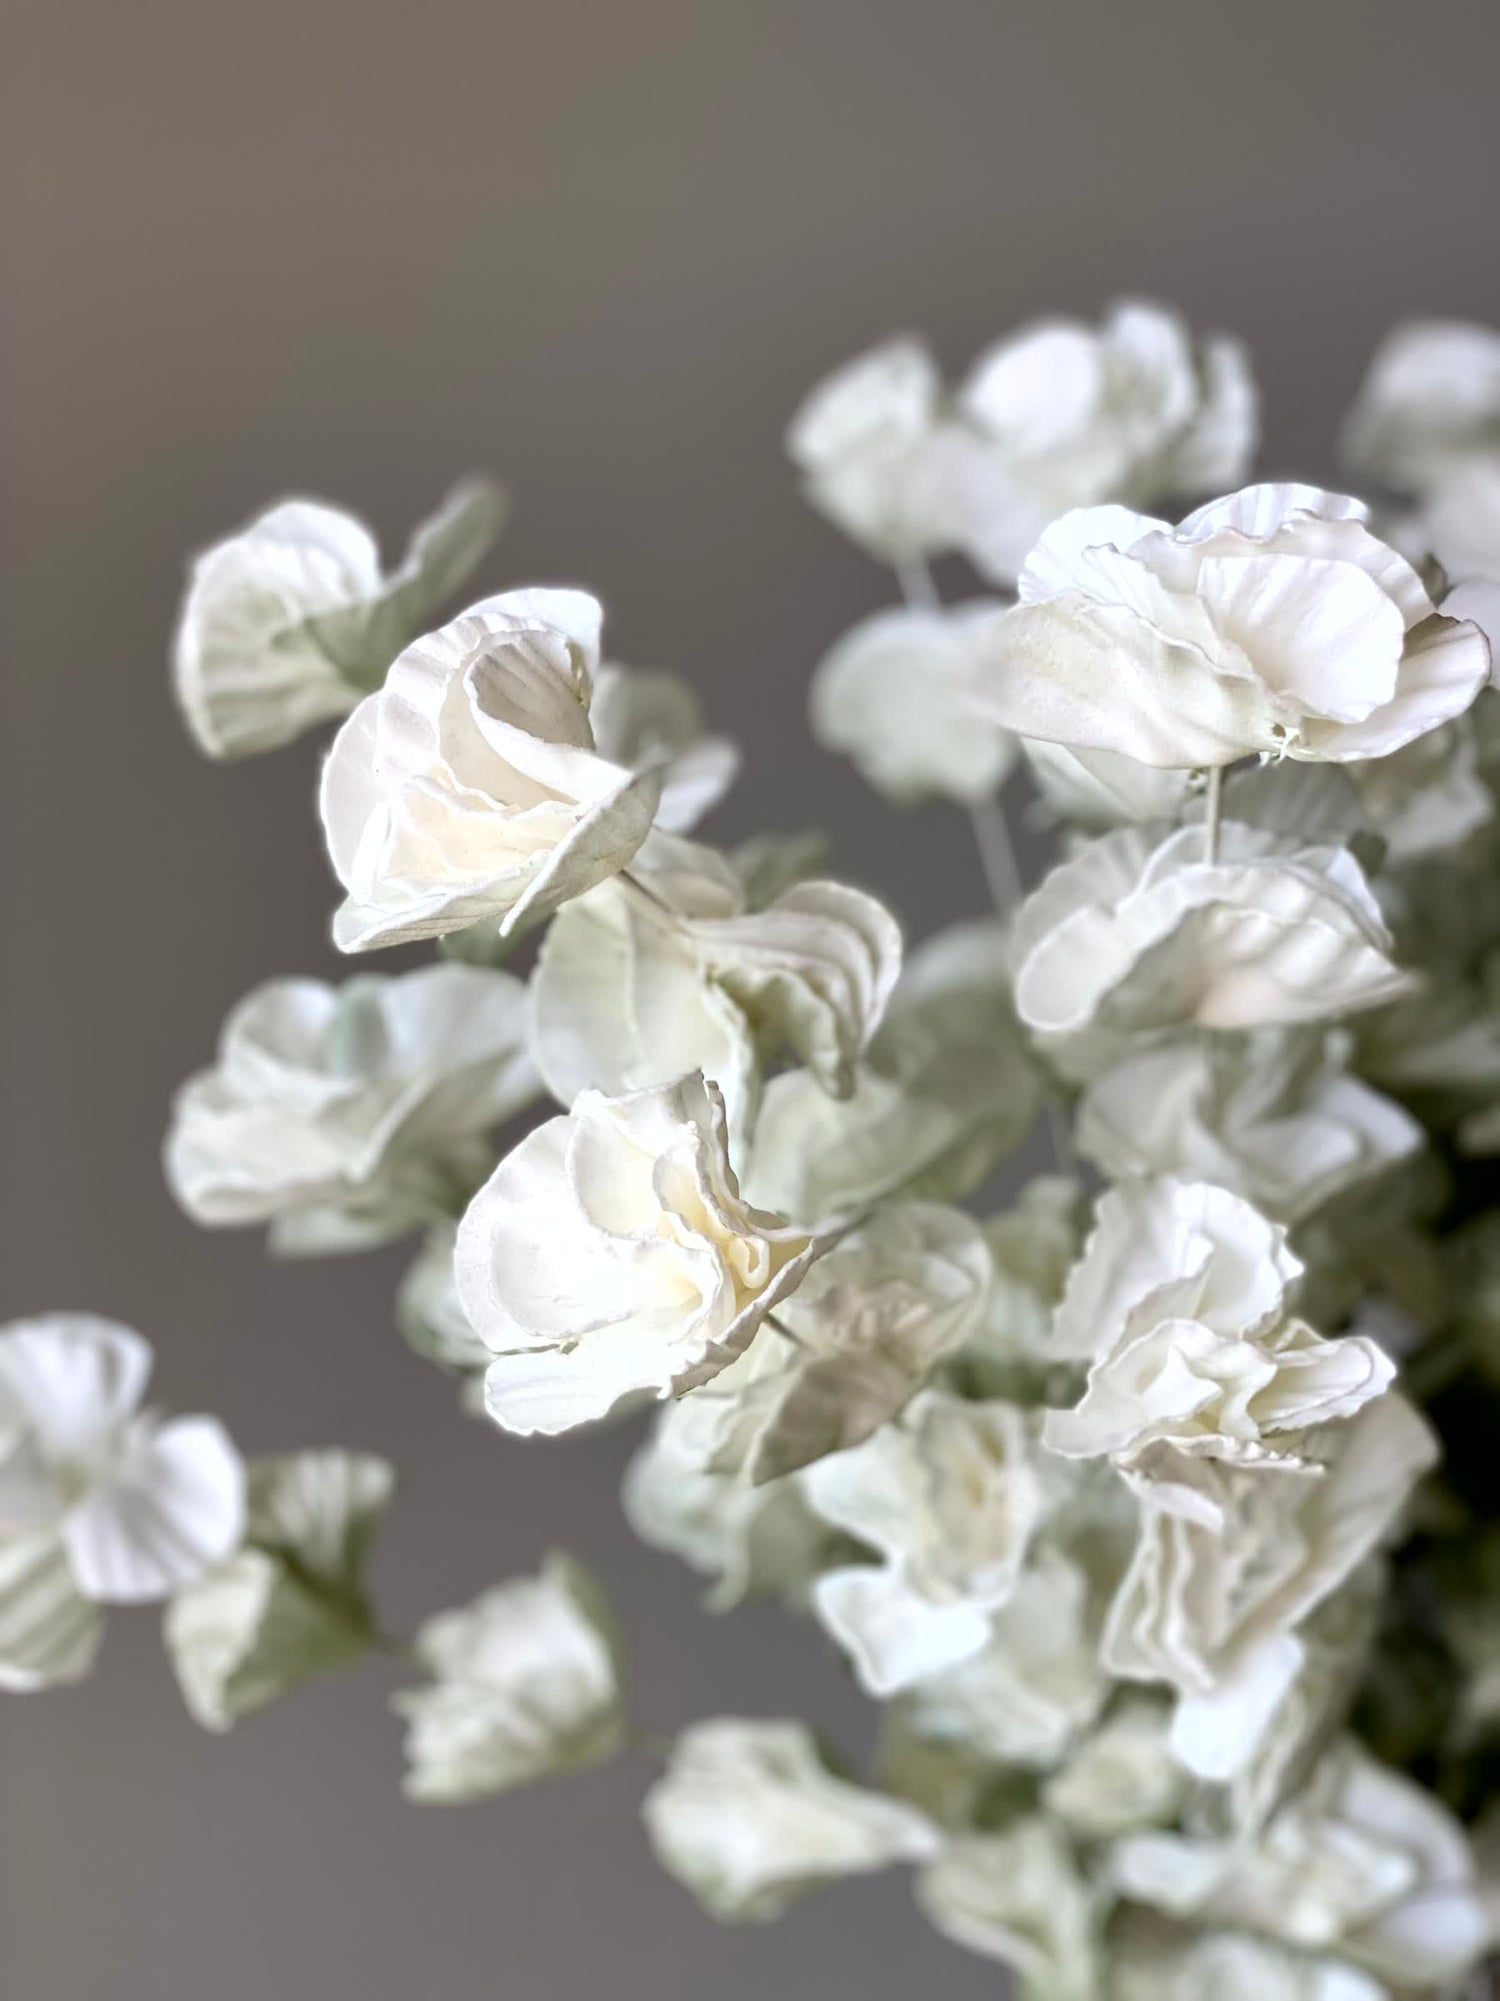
top-left (966, 485), bottom-right (1488, 768)
top-left (165, 1449), bottom-right (394, 1730)
top-left (1010, 821), bottom-right (1415, 1082)
top-left (1343, 321), bottom-right (1500, 494)
top-left (1112, 1738), bottom-right (1490, 1991)
top-left (642, 1717), bottom-right (938, 1921)
top-left (915, 1819), bottom-right (1102, 2000)
top-left (676, 1202), bottom-right (992, 1484)
top-left (0, 1316), bottom-right (244, 1617)
top-left (810, 602), bottom-right (1016, 805)
top-left (957, 298), bottom-right (1257, 584)
top-left (166, 964), bottom-right (538, 1254)
top-left (457, 1074), bottom-right (824, 1436)
top-left (745, 920), bottom-right (1038, 1220)
top-left (173, 479), bottom-right (506, 759)
top-left (394, 1555), bottom-right (622, 1802)
top-left (1076, 1032), bottom-right (1422, 1225)
top-left (589, 661), bottom-right (739, 831)
top-left (319, 588), bottom-right (664, 950)
top-left (802, 1391), bottom-right (1040, 1694)
top-left (1103, 1394), bottom-right (1436, 1780)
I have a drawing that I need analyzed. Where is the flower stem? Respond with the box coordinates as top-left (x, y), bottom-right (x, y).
top-left (894, 553), bottom-right (939, 612)
top-left (969, 795), bottom-right (1025, 919)
top-left (1203, 764), bottom-right (1224, 866)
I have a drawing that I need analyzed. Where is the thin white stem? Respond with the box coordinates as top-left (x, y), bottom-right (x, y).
top-left (969, 795), bottom-right (1025, 919)
top-left (1203, 764), bottom-right (1224, 867)
top-left (894, 552), bottom-right (939, 612)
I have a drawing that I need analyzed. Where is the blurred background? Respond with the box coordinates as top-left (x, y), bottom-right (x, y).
top-left (7, 2), bottom-right (1500, 1994)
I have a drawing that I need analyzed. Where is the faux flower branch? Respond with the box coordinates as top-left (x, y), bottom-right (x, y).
top-left (11, 299), bottom-right (1500, 1998)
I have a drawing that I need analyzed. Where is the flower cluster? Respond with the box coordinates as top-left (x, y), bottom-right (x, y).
top-left (16, 296), bottom-right (1500, 1997)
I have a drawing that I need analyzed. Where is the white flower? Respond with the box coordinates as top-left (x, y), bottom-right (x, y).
top-left (0, 1533), bottom-right (104, 1691)
top-left (674, 1202), bottom-right (992, 1484)
top-left (0, 1316), bottom-right (244, 1611)
top-left (809, 603), bottom-right (1016, 805)
top-left (642, 1717), bottom-right (938, 1921)
top-left (166, 964), bottom-right (538, 1253)
top-left (1076, 1032), bottom-right (1422, 1225)
top-left (903, 1543), bottom-right (1112, 1768)
top-left (956, 1176), bottom-right (1090, 1404)
top-left (165, 1450), bottom-right (394, 1731)
top-left (744, 919), bottom-right (1038, 1220)
top-left (319, 588), bottom-right (664, 951)
top-left (967, 485), bottom-right (1488, 767)
top-left (1010, 821), bottom-right (1414, 1082)
top-left (588, 661), bottom-right (739, 831)
top-left (957, 298), bottom-right (1257, 583)
top-left (456, 1073), bottom-right (824, 1436)
top-left (622, 1396), bottom-right (834, 1611)
top-left (173, 480), bottom-right (506, 759)
top-left (531, 832), bottom-right (902, 1152)
top-left (915, 1819), bottom-right (1102, 1999)
top-left (1103, 1394), bottom-right (1436, 1780)
top-left (1343, 321), bottom-right (1500, 494)
top-left (1113, 1738), bottom-right (1491, 1991)
top-left (1022, 738), bottom-right (1194, 829)
top-left (1042, 1696), bottom-right (1188, 1838)
top-left (802, 1391), bottom-right (1040, 1694)
top-left (785, 337), bottom-right (1011, 564)
top-left (1111, 1912), bottom-right (1389, 2001)
top-left (1350, 715), bottom-right (1494, 859)
top-left (1409, 454), bottom-right (1500, 664)
top-left (397, 1225), bottom-right (490, 1379)
top-left (394, 1555), bottom-right (623, 1802)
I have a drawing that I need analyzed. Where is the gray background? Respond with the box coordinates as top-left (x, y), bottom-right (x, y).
top-left (7, 3), bottom-right (1500, 1995)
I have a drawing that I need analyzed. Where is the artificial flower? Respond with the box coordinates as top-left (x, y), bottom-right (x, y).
top-left (173, 478), bottom-right (506, 759)
top-left (642, 1717), bottom-right (937, 1920)
top-left (676, 1202), bottom-right (992, 1484)
top-left (809, 602), bottom-right (1016, 805)
top-left (394, 1554), bottom-right (623, 1802)
top-left (1010, 820), bottom-right (1414, 1082)
top-left (967, 485), bottom-right (1488, 767)
top-left (0, 1315), bottom-right (243, 1611)
top-left (166, 964), bottom-right (538, 1253)
top-left (588, 660), bottom-right (739, 831)
top-left (165, 1450), bottom-right (394, 1730)
top-left (319, 588), bottom-right (663, 950)
top-left (915, 1818), bottom-right (1102, 2000)
top-left (745, 919), bottom-right (1037, 1220)
top-left (1103, 1394), bottom-right (1436, 1779)
top-left (1342, 320), bottom-right (1500, 494)
top-left (1041, 1695), bottom-right (1188, 1838)
top-left (1110, 1911), bottom-right (1389, 2001)
top-left (456, 1073), bottom-right (823, 1435)
top-left (1075, 1031), bottom-right (1422, 1225)
top-left (802, 1390), bottom-right (1040, 1694)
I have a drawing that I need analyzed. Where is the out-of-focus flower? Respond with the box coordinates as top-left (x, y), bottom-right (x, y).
top-left (1076, 1031), bottom-right (1422, 1225)
top-left (642, 1717), bottom-right (938, 1921)
top-left (803, 1391), bottom-right (1040, 1693)
top-left (1408, 455), bottom-right (1500, 666)
top-left (957, 299), bottom-right (1256, 583)
top-left (320, 588), bottom-right (664, 951)
top-left (1351, 715), bottom-right (1494, 858)
top-left (916, 1818), bottom-right (1103, 1999)
top-left (165, 1450), bottom-right (393, 1730)
top-left (394, 1555), bottom-right (623, 1802)
top-left (676, 1202), bottom-right (991, 1484)
top-left (457, 1074), bottom-right (823, 1436)
top-left (173, 479), bottom-right (506, 759)
top-left (1103, 1395), bottom-right (1436, 1780)
top-left (588, 661), bottom-right (739, 832)
top-left (531, 833), bottom-right (902, 1154)
top-left (951, 1176), bottom-right (1089, 1405)
top-left (810, 603), bottom-right (1016, 805)
top-left (0, 1315), bottom-right (244, 1689)
top-left (1113, 1737), bottom-right (1490, 1992)
top-left (1342, 321), bottom-right (1500, 494)
top-left (745, 920), bottom-right (1038, 1220)
top-left (166, 965), bottom-right (538, 1254)
top-left (1110, 1910), bottom-right (1389, 2001)
top-left (1010, 821), bottom-right (1414, 1082)
top-left (967, 486), bottom-right (1488, 768)
top-left (1042, 1696), bottom-right (1189, 1838)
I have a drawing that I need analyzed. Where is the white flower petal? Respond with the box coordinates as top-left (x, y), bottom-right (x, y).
top-left (66, 1415), bottom-right (245, 1604)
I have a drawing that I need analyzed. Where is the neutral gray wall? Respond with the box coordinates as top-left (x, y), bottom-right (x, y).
top-left (7, 3), bottom-right (1500, 1995)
